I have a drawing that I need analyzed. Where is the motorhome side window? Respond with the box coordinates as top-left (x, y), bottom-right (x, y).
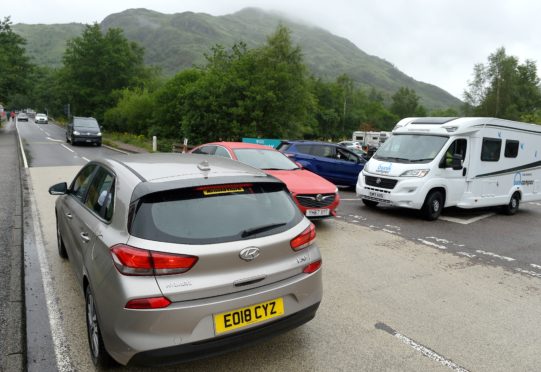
top-left (504, 140), bottom-right (519, 158)
top-left (481, 138), bottom-right (502, 162)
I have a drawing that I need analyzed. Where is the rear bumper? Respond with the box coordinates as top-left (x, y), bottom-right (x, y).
top-left (128, 302), bottom-right (320, 367)
top-left (99, 266), bottom-right (322, 365)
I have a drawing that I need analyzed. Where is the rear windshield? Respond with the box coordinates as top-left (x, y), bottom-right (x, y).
top-left (130, 183), bottom-right (302, 244)
top-left (233, 149), bottom-right (299, 170)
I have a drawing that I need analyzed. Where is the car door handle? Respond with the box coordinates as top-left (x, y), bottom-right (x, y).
top-left (65, 212), bottom-right (73, 219)
top-left (80, 232), bottom-right (90, 243)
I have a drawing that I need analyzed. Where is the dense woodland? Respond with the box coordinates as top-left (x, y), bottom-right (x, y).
top-left (2, 16), bottom-right (541, 144)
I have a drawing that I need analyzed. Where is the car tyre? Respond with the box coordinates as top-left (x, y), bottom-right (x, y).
top-left (502, 192), bottom-right (520, 215)
top-left (421, 190), bottom-right (443, 221)
top-left (85, 286), bottom-right (115, 368)
top-left (362, 199), bottom-right (379, 208)
top-left (56, 216), bottom-right (68, 259)
top-left (66, 134), bottom-right (70, 144)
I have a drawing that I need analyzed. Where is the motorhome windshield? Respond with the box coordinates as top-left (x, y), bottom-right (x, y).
top-left (373, 134), bottom-right (448, 163)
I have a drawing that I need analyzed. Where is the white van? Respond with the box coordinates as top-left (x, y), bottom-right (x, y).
top-left (356, 117), bottom-right (541, 220)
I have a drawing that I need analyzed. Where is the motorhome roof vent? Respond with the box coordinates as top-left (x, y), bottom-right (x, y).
top-left (411, 117), bottom-right (458, 125)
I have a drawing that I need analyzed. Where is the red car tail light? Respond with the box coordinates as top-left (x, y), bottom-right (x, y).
top-left (290, 223), bottom-right (316, 251)
top-left (303, 259), bottom-right (322, 273)
top-left (111, 244), bottom-right (198, 276)
top-left (152, 251), bottom-right (198, 275)
top-left (125, 296), bottom-right (171, 309)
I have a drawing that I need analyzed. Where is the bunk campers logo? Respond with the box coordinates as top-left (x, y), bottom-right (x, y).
top-left (514, 172), bottom-right (534, 186)
top-left (376, 162), bottom-right (392, 174)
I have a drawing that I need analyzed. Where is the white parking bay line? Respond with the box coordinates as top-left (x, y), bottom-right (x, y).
top-left (47, 137), bottom-right (64, 143)
top-left (81, 157), bottom-right (90, 162)
top-left (475, 250), bottom-right (515, 262)
top-left (60, 144), bottom-right (74, 153)
top-left (376, 322), bottom-right (470, 372)
top-left (439, 213), bottom-right (494, 225)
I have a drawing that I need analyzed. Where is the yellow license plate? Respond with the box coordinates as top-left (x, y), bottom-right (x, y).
top-left (214, 298), bottom-right (284, 334)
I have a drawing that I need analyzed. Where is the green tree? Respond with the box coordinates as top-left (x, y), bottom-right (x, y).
top-left (464, 47), bottom-right (541, 120)
top-left (60, 24), bottom-right (147, 121)
top-left (390, 87), bottom-right (424, 118)
top-left (0, 17), bottom-right (33, 106)
top-left (181, 25), bottom-right (315, 144)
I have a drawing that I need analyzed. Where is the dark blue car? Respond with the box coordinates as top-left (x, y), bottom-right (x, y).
top-left (277, 141), bottom-right (367, 187)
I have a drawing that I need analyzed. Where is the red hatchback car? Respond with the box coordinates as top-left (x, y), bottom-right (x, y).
top-left (191, 142), bottom-right (340, 218)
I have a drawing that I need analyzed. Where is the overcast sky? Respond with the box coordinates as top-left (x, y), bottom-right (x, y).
top-left (4, 0), bottom-right (541, 99)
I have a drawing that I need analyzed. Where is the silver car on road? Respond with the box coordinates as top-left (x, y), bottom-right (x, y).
top-left (49, 153), bottom-right (322, 367)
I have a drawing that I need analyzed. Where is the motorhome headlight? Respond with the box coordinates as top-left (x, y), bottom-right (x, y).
top-left (400, 169), bottom-right (430, 177)
top-left (445, 126), bottom-right (458, 133)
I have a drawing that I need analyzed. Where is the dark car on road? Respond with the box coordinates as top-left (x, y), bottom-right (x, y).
top-left (278, 140), bottom-right (367, 187)
top-left (67, 116), bottom-right (102, 146)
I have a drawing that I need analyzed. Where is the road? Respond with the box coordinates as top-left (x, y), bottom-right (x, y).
top-left (16, 119), bottom-right (541, 371)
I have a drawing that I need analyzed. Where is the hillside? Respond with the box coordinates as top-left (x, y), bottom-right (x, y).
top-left (13, 8), bottom-right (461, 109)
top-left (13, 23), bottom-right (86, 68)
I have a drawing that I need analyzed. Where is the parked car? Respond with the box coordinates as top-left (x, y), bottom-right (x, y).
top-left (338, 140), bottom-right (363, 150)
top-left (277, 140), bottom-right (367, 187)
top-left (17, 112), bottom-right (28, 122)
top-left (66, 116), bottom-right (102, 146)
top-left (35, 113), bottom-right (48, 124)
top-left (49, 153), bottom-right (322, 367)
top-left (191, 142), bottom-right (340, 218)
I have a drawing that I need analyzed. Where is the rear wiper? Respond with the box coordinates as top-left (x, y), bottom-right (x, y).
top-left (241, 223), bottom-right (287, 238)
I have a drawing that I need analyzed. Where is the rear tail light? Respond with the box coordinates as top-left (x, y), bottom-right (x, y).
top-left (111, 244), bottom-right (198, 276)
top-left (125, 296), bottom-right (171, 309)
top-left (303, 259), bottom-right (322, 273)
top-left (290, 223), bottom-right (316, 251)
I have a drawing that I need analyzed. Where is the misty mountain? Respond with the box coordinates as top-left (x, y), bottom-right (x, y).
top-left (13, 8), bottom-right (461, 109)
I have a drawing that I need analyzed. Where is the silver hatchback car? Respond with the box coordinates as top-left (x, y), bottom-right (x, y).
top-left (49, 153), bottom-right (322, 367)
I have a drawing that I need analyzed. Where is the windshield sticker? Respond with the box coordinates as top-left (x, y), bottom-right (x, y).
top-left (203, 187), bottom-right (245, 196)
top-left (376, 163), bottom-right (392, 174)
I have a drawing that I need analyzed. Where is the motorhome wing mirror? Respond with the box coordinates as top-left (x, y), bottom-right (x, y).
top-left (451, 154), bottom-right (463, 170)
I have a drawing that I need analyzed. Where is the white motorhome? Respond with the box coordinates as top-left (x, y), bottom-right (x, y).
top-left (356, 117), bottom-right (541, 220)
top-left (352, 131), bottom-right (381, 146)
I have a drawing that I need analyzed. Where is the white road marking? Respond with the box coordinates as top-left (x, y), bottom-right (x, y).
top-left (15, 122), bottom-right (29, 168)
top-left (382, 228), bottom-right (400, 235)
top-left (81, 157), bottom-right (90, 162)
top-left (28, 174), bottom-right (73, 371)
top-left (475, 250), bottom-right (515, 262)
top-left (60, 144), bottom-right (74, 153)
top-left (394, 332), bottom-right (470, 372)
top-left (417, 238), bottom-right (447, 250)
top-left (426, 236), bottom-right (450, 243)
top-left (457, 252), bottom-right (476, 258)
top-left (377, 322), bottom-right (470, 371)
top-left (44, 132), bottom-right (50, 136)
top-left (531, 264), bottom-right (541, 270)
top-left (46, 137), bottom-right (64, 143)
top-left (528, 202), bottom-right (541, 207)
top-left (439, 213), bottom-right (494, 225)
top-left (515, 268), bottom-right (541, 278)
top-left (385, 224), bottom-right (401, 230)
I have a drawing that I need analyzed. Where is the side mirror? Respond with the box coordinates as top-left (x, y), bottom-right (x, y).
top-left (49, 182), bottom-right (68, 195)
top-left (295, 162), bottom-right (303, 169)
top-left (452, 154), bottom-right (463, 170)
